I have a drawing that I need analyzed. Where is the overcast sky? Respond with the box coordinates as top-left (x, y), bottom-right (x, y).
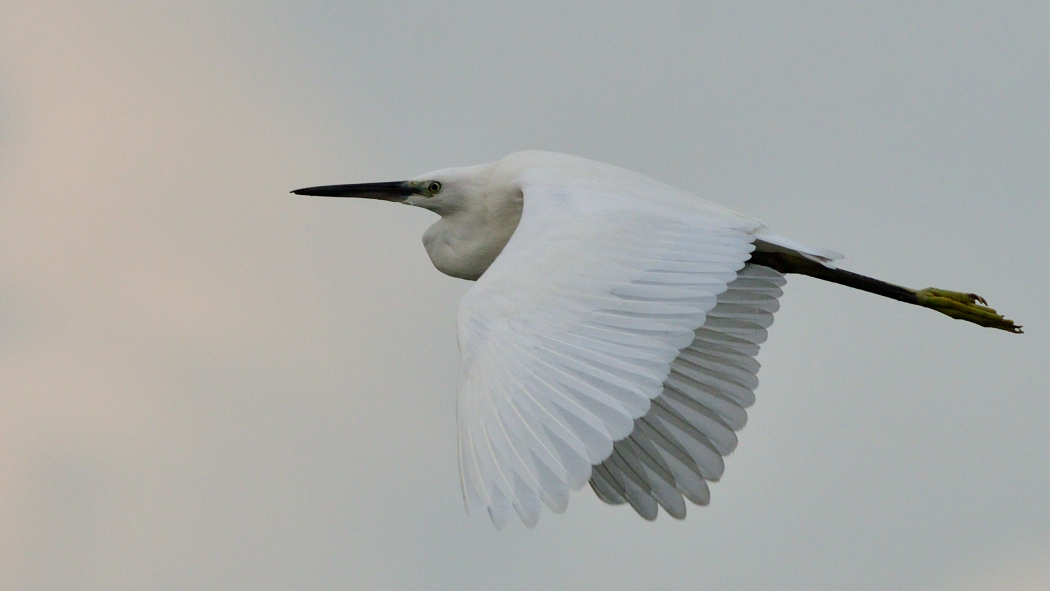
top-left (1, 2), bottom-right (1047, 590)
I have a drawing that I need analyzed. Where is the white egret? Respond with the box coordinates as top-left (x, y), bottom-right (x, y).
top-left (293, 151), bottom-right (1020, 528)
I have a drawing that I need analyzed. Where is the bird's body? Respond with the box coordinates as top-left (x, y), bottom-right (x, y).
top-left (409, 152), bottom-right (835, 279)
top-left (293, 151), bottom-right (1020, 528)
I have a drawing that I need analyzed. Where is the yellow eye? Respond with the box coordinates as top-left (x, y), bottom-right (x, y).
top-left (427, 181), bottom-right (442, 194)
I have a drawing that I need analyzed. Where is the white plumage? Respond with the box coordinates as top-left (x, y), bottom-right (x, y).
top-left (451, 152), bottom-right (828, 527)
top-left (293, 150), bottom-right (1018, 528)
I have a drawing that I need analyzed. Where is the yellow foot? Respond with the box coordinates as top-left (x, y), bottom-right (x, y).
top-left (915, 288), bottom-right (1023, 333)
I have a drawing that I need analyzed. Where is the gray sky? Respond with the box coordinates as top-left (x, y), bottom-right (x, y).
top-left (1, 2), bottom-right (1047, 590)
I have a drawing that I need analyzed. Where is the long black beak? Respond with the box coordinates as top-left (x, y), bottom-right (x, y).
top-left (290, 181), bottom-right (419, 201)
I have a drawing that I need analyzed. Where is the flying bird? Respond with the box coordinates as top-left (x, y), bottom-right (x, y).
top-left (293, 151), bottom-right (1020, 528)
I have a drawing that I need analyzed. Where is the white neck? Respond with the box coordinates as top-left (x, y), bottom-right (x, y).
top-left (419, 163), bottom-right (523, 280)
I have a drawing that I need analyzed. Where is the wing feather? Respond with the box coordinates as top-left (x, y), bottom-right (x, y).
top-left (457, 178), bottom-right (761, 526)
top-left (590, 263), bottom-right (787, 519)
top-left (604, 449), bottom-right (659, 520)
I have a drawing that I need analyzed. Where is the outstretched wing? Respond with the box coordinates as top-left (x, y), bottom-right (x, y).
top-left (455, 172), bottom-right (763, 527)
top-left (590, 263), bottom-right (785, 519)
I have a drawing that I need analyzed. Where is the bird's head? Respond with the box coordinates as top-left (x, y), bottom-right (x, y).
top-left (292, 161), bottom-right (521, 280)
top-left (291, 163), bottom-right (498, 217)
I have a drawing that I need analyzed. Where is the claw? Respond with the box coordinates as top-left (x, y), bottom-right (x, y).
top-left (915, 288), bottom-right (1022, 333)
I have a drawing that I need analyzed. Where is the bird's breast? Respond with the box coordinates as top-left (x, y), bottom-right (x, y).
top-left (421, 211), bottom-right (520, 281)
